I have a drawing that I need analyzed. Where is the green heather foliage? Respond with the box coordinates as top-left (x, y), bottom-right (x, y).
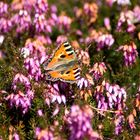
top-left (0, 0), bottom-right (140, 139)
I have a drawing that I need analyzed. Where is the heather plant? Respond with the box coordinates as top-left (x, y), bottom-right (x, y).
top-left (0, 0), bottom-right (140, 140)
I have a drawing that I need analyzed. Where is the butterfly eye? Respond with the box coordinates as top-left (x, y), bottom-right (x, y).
top-left (60, 54), bottom-right (66, 58)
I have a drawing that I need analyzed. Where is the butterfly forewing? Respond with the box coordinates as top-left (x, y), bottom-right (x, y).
top-left (44, 41), bottom-right (80, 83)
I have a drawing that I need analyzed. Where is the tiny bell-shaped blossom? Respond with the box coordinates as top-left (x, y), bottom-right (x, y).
top-left (117, 42), bottom-right (138, 66)
top-left (90, 62), bottom-right (107, 80)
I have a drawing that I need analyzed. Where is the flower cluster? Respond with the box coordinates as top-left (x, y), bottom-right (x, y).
top-left (5, 73), bottom-right (34, 114)
top-left (66, 105), bottom-right (102, 140)
top-left (95, 80), bottom-right (127, 112)
top-left (11, 9), bottom-right (31, 33)
top-left (95, 34), bottom-right (115, 51)
top-left (90, 62), bottom-right (107, 80)
top-left (117, 42), bottom-right (138, 66)
top-left (21, 38), bottom-right (47, 81)
top-left (44, 83), bottom-right (66, 106)
top-left (35, 127), bottom-right (54, 140)
top-left (75, 2), bottom-right (98, 25)
top-left (117, 6), bottom-right (140, 32)
top-left (0, 2), bottom-right (8, 16)
top-left (106, 0), bottom-right (131, 6)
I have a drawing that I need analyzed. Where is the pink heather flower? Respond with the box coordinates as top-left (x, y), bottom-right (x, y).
top-left (95, 81), bottom-right (126, 112)
top-left (34, 0), bottom-right (48, 14)
top-left (58, 15), bottom-right (72, 31)
top-left (44, 83), bottom-right (66, 106)
top-left (117, 7), bottom-right (140, 33)
top-left (106, 0), bottom-right (114, 7)
top-left (37, 109), bottom-right (43, 116)
top-left (114, 114), bottom-right (124, 135)
top-left (104, 17), bottom-right (111, 30)
top-left (0, 2), bottom-right (8, 16)
top-left (10, 73), bottom-right (34, 114)
top-left (11, 10), bottom-right (31, 34)
top-left (5, 90), bottom-right (33, 114)
top-left (95, 34), bottom-right (114, 51)
top-left (0, 18), bottom-right (12, 33)
top-left (133, 6), bottom-right (140, 22)
top-left (90, 62), bottom-right (107, 80)
top-left (50, 5), bottom-right (57, 13)
top-left (13, 132), bottom-right (20, 140)
top-left (66, 105), bottom-right (102, 140)
top-left (21, 38), bottom-right (47, 63)
top-left (21, 39), bottom-right (47, 81)
top-left (35, 35), bottom-right (52, 45)
top-left (12, 73), bottom-right (31, 90)
top-left (56, 35), bottom-right (68, 46)
top-left (33, 13), bottom-right (52, 33)
top-left (83, 3), bottom-right (98, 24)
top-left (117, 42), bottom-right (138, 66)
top-left (0, 35), bottom-right (4, 45)
top-left (24, 57), bottom-right (42, 81)
top-left (115, 0), bottom-right (131, 5)
top-left (35, 127), bottom-right (54, 140)
top-left (77, 78), bottom-right (89, 89)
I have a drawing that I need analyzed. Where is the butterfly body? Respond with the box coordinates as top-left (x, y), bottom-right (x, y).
top-left (43, 41), bottom-right (80, 83)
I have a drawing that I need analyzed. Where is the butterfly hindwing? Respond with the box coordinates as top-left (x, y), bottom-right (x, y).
top-left (46, 63), bottom-right (81, 83)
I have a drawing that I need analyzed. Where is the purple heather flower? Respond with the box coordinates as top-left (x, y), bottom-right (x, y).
top-left (58, 15), bottom-right (72, 31)
top-left (37, 109), bottom-right (44, 116)
top-left (0, 35), bottom-right (4, 45)
top-left (21, 38), bottom-right (48, 81)
top-left (33, 13), bottom-right (52, 33)
top-left (13, 132), bottom-right (20, 140)
top-left (5, 90), bottom-right (33, 114)
top-left (44, 83), bottom-right (66, 106)
top-left (66, 105), bottom-right (102, 140)
top-left (104, 17), bottom-right (111, 30)
top-left (8, 74), bottom-right (34, 114)
top-left (35, 127), bottom-right (54, 140)
top-left (34, 0), bottom-right (48, 14)
top-left (21, 38), bottom-right (47, 63)
top-left (35, 35), bottom-right (52, 45)
top-left (77, 78), bottom-right (89, 89)
top-left (56, 35), bottom-right (68, 46)
top-left (117, 7), bottom-right (140, 33)
top-left (0, 18), bottom-right (12, 33)
top-left (11, 9), bottom-right (31, 34)
top-left (50, 5), bottom-right (57, 13)
top-left (115, 0), bottom-right (131, 5)
top-left (24, 57), bottom-right (42, 81)
top-left (133, 6), bottom-right (140, 22)
top-left (114, 114), bottom-right (124, 135)
top-left (12, 73), bottom-right (31, 90)
top-left (90, 62), bottom-right (107, 80)
top-left (117, 42), bottom-right (138, 66)
top-left (95, 81), bottom-right (126, 112)
top-left (95, 34), bottom-right (114, 51)
top-left (0, 2), bottom-right (8, 16)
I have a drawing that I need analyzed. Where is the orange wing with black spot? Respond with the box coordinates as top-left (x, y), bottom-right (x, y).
top-left (44, 41), bottom-right (76, 71)
top-left (46, 63), bottom-right (81, 83)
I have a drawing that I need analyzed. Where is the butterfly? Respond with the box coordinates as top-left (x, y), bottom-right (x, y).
top-left (43, 41), bottom-right (81, 83)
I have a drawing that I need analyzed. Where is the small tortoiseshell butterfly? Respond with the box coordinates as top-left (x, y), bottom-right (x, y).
top-left (43, 41), bottom-right (81, 83)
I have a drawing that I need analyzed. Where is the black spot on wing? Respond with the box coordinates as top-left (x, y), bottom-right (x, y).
top-left (64, 42), bottom-right (70, 47)
top-left (65, 48), bottom-right (73, 52)
top-left (60, 54), bottom-right (66, 58)
top-left (65, 71), bottom-right (70, 74)
top-left (74, 74), bottom-right (80, 79)
top-left (68, 52), bottom-right (74, 56)
top-left (74, 69), bottom-right (80, 75)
